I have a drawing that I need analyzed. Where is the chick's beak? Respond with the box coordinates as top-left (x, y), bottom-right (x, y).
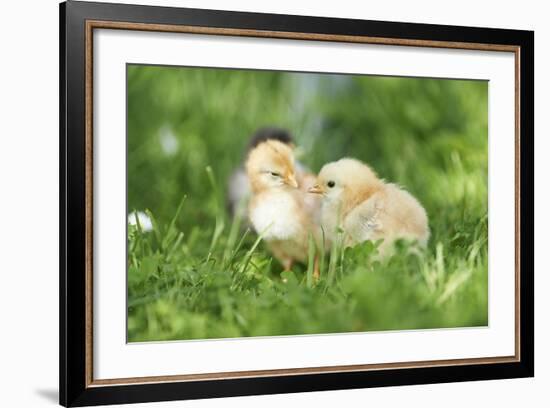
top-left (285, 174), bottom-right (299, 189)
top-left (308, 184), bottom-right (324, 194)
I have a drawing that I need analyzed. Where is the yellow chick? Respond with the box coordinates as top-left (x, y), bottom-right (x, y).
top-left (246, 140), bottom-right (319, 272)
top-left (309, 158), bottom-right (429, 256)
top-left (227, 127), bottom-right (320, 222)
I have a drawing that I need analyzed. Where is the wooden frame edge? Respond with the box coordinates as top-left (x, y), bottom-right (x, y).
top-left (89, 356), bottom-right (519, 387)
top-left (88, 19), bottom-right (520, 52)
top-left (514, 46), bottom-right (521, 361)
top-left (85, 19), bottom-right (94, 389)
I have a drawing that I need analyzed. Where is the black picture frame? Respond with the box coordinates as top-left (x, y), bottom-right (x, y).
top-left (60, 1), bottom-right (534, 406)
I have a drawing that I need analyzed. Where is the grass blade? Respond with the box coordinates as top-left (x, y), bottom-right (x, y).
top-left (240, 224), bottom-right (271, 274)
top-left (205, 166), bottom-right (225, 260)
top-left (223, 198), bottom-right (245, 263)
top-left (306, 233), bottom-right (316, 288)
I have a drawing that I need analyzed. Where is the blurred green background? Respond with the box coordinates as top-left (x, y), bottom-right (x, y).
top-left (127, 64), bottom-right (488, 342)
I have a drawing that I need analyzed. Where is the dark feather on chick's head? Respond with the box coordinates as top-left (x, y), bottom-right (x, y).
top-left (247, 127), bottom-right (294, 152)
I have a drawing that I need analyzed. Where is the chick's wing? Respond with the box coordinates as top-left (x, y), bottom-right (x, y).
top-left (343, 193), bottom-right (385, 245)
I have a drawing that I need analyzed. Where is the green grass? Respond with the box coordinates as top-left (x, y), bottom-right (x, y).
top-left (127, 65), bottom-right (488, 342)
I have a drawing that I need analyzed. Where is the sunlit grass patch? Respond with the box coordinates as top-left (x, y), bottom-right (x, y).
top-left (127, 196), bottom-right (488, 342)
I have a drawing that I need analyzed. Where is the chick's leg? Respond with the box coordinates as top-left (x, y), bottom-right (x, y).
top-left (313, 255), bottom-right (320, 281)
top-left (278, 259), bottom-right (294, 284)
top-left (268, 242), bottom-right (294, 272)
top-left (282, 258), bottom-right (294, 272)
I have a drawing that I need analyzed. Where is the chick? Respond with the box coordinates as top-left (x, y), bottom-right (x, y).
top-left (309, 158), bottom-right (429, 256)
top-left (227, 127), bottom-right (319, 221)
top-left (246, 139), bottom-right (319, 271)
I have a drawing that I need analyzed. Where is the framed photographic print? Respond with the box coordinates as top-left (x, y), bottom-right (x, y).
top-left (59, 1), bottom-right (534, 406)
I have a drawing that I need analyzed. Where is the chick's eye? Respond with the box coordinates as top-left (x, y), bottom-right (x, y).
top-left (327, 181), bottom-right (335, 188)
top-left (270, 172), bottom-right (280, 177)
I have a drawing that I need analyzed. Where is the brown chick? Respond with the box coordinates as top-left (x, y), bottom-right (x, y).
top-left (309, 158), bottom-right (429, 256)
top-left (246, 140), bottom-right (320, 272)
